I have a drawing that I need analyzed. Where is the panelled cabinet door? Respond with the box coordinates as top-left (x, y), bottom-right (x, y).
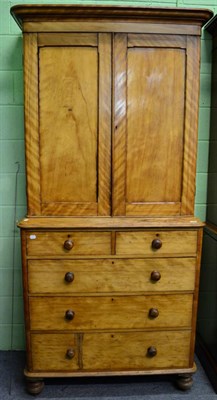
top-left (24, 33), bottom-right (111, 216)
top-left (112, 33), bottom-right (200, 217)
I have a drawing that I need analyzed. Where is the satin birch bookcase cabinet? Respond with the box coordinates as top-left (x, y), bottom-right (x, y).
top-left (11, 4), bottom-right (212, 395)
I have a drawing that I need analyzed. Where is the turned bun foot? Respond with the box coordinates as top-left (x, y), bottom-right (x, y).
top-left (175, 373), bottom-right (193, 391)
top-left (26, 378), bottom-right (45, 395)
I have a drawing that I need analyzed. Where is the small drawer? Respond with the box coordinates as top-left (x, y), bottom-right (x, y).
top-left (82, 330), bottom-right (191, 370)
top-left (31, 333), bottom-right (79, 371)
top-left (115, 230), bottom-right (197, 256)
top-left (26, 231), bottom-right (111, 256)
top-left (28, 257), bottom-right (196, 294)
top-left (29, 294), bottom-right (193, 331)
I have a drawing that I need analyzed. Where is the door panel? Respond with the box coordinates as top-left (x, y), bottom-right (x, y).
top-left (127, 48), bottom-right (185, 203)
top-left (25, 33), bottom-right (111, 216)
top-left (40, 46), bottom-right (98, 204)
top-left (113, 33), bottom-right (199, 216)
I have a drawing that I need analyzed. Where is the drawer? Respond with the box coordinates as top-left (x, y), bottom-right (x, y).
top-left (31, 330), bottom-right (191, 372)
top-left (29, 294), bottom-right (193, 331)
top-left (26, 231), bottom-right (111, 256)
top-left (82, 330), bottom-right (191, 370)
top-left (116, 230), bottom-right (197, 256)
top-left (31, 333), bottom-right (79, 371)
top-left (28, 258), bottom-right (196, 294)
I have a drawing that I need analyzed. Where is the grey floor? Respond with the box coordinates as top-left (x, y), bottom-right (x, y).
top-left (0, 352), bottom-right (216, 400)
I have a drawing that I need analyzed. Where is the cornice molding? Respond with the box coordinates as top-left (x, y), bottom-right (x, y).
top-left (10, 4), bottom-right (213, 31)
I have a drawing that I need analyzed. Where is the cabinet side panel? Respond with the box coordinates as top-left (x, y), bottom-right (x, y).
top-left (39, 47), bottom-right (98, 204)
top-left (24, 33), bottom-right (41, 215)
top-left (189, 228), bottom-right (203, 366)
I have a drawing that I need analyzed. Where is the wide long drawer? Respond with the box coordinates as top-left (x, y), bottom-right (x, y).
top-left (28, 258), bottom-right (196, 294)
top-left (26, 231), bottom-right (111, 256)
top-left (31, 330), bottom-right (191, 372)
top-left (29, 294), bottom-right (193, 330)
top-left (116, 230), bottom-right (197, 256)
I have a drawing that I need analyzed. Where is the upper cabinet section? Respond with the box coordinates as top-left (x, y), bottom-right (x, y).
top-left (11, 5), bottom-right (213, 217)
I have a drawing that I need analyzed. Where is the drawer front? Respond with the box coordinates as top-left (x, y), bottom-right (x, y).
top-left (30, 330), bottom-right (191, 372)
top-left (29, 294), bottom-right (193, 330)
top-left (28, 258), bottom-right (196, 294)
top-left (26, 231), bottom-right (111, 256)
top-left (82, 330), bottom-right (191, 370)
top-left (116, 230), bottom-right (197, 256)
top-left (31, 333), bottom-right (79, 371)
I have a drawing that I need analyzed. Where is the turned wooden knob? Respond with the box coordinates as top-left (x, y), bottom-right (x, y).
top-left (150, 271), bottom-right (161, 282)
top-left (65, 310), bottom-right (75, 321)
top-left (64, 239), bottom-right (74, 250)
top-left (64, 272), bottom-right (74, 283)
top-left (66, 348), bottom-right (75, 359)
top-left (147, 346), bottom-right (157, 357)
top-left (149, 308), bottom-right (159, 318)
top-left (152, 238), bottom-right (162, 250)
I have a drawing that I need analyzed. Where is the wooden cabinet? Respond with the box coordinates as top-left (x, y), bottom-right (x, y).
top-left (11, 4), bottom-right (212, 395)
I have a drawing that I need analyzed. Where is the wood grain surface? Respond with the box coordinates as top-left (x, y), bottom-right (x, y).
top-left (126, 47), bottom-right (185, 205)
top-left (112, 32), bottom-right (200, 216)
top-left (29, 294), bottom-right (193, 330)
top-left (116, 230), bottom-right (197, 256)
top-left (23, 21), bottom-right (201, 35)
top-left (39, 46), bottom-right (98, 206)
top-left (24, 32), bottom-right (112, 216)
top-left (181, 36), bottom-right (200, 215)
top-left (112, 33), bottom-right (127, 216)
top-left (24, 33), bottom-right (41, 216)
top-left (31, 333), bottom-right (79, 371)
top-left (38, 32), bottom-right (98, 46)
top-left (30, 330), bottom-right (191, 372)
top-left (28, 257), bottom-right (196, 294)
top-left (23, 29), bottom-right (202, 218)
top-left (18, 217), bottom-right (204, 229)
top-left (98, 33), bottom-right (112, 215)
top-left (82, 330), bottom-right (191, 370)
top-left (26, 231), bottom-right (111, 256)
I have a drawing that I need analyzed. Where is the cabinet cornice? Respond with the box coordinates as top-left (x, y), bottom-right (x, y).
top-left (11, 4), bottom-right (213, 31)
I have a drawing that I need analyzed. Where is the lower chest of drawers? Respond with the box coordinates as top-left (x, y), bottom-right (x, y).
top-left (21, 227), bottom-right (201, 374)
